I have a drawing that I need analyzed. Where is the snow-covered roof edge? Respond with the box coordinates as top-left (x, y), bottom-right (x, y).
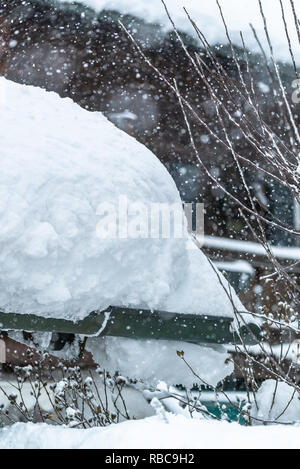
top-left (55, 0), bottom-right (300, 64)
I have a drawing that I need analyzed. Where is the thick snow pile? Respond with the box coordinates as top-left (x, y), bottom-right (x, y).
top-left (0, 77), bottom-right (246, 384)
top-left (86, 337), bottom-right (232, 387)
top-left (60, 0), bottom-right (299, 63)
top-left (252, 380), bottom-right (300, 424)
top-left (1, 415), bottom-right (300, 449)
top-left (0, 77), bottom-right (243, 321)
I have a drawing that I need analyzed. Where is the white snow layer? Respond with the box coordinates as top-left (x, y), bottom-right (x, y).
top-left (1, 415), bottom-right (300, 449)
top-left (0, 77), bottom-right (243, 322)
top-left (252, 380), bottom-right (300, 424)
top-left (86, 337), bottom-right (232, 387)
top-left (61, 0), bottom-right (300, 63)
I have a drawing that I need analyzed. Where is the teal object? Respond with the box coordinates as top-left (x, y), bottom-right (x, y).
top-left (201, 396), bottom-right (248, 425)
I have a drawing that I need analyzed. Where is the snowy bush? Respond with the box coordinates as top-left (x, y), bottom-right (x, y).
top-left (0, 354), bottom-right (134, 428)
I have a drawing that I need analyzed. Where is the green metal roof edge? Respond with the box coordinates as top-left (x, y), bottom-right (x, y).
top-left (0, 306), bottom-right (261, 346)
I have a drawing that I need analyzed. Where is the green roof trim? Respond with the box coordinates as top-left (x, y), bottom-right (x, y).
top-left (0, 306), bottom-right (261, 346)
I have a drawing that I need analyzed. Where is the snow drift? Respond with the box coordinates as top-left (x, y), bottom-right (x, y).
top-left (2, 415), bottom-right (300, 449)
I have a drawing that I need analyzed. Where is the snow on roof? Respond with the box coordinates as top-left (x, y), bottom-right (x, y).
top-left (0, 78), bottom-right (244, 323)
top-left (60, 0), bottom-right (300, 63)
top-left (214, 260), bottom-right (255, 275)
top-left (203, 236), bottom-right (300, 261)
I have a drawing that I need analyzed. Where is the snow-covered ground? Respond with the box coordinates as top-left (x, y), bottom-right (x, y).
top-left (1, 415), bottom-right (300, 449)
top-left (60, 0), bottom-right (300, 63)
